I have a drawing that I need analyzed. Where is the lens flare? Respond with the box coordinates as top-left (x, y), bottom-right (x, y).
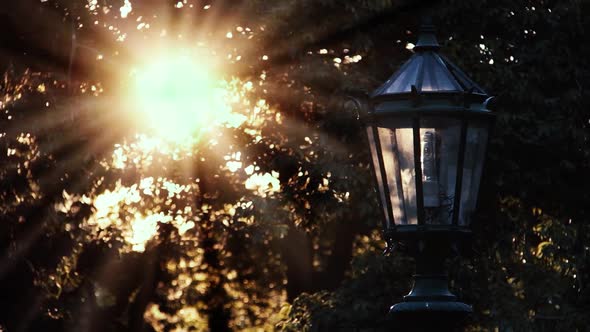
top-left (130, 53), bottom-right (233, 144)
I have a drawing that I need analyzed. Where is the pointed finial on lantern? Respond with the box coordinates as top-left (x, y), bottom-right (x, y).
top-left (414, 17), bottom-right (440, 52)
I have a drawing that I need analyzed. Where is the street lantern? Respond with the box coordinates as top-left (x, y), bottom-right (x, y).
top-left (354, 21), bottom-right (494, 326)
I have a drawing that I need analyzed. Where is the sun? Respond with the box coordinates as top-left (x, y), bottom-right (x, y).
top-left (130, 52), bottom-right (232, 143)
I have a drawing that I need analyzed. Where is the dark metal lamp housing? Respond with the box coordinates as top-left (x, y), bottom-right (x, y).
top-left (360, 22), bottom-right (494, 328)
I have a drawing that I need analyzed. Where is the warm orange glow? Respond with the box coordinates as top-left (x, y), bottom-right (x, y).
top-left (62, 177), bottom-right (195, 253)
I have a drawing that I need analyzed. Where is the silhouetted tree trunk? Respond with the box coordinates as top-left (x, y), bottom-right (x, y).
top-left (319, 219), bottom-right (358, 291)
top-left (197, 165), bottom-right (232, 332)
top-left (203, 237), bottom-right (232, 332)
top-left (128, 247), bottom-right (160, 332)
top-left (281, 210), bottom-right (370, 300)
top-left (282, 225), bottom-right (314, 301)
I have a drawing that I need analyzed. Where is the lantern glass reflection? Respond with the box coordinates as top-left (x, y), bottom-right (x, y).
top-left (367, 127), bottom-right (391, 228)
top-left (367, 115), bottom-right (489, 227)
top-left (459, 122), bottom-right (489, 225)
top-left (420, 117), bottom-right (460, 225)
top-left (376, 119), bottom-right (416, 225)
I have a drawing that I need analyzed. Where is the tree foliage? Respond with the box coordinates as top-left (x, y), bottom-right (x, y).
top-left (0, 0), bottom-right (588, 331)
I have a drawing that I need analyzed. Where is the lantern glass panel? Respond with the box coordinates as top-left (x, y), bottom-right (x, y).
top-left (419, 117), bottom-right (461, 224)
top-left (459, 121), bottom-right (489, 225)
top-left (366, 126), bottom-right (392, 228)
top-left (377, 118), bottom-right (417, 225)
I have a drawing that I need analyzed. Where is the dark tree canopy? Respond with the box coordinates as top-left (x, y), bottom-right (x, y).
top-left (0, 0), bottom-right (588, 331)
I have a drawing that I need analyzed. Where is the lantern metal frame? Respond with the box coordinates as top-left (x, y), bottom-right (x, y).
top-left (351, 21), bottom-right (495, 329)
top-left (367, 94), bottom-right (494, 232)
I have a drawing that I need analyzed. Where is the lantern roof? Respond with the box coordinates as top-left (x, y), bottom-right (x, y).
top-left (371, 23), bottom-right (487, 99)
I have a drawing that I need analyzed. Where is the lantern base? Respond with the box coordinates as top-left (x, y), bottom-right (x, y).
top-left (389, 273), bottom-right (472, 329)
top-left (389, 301), bottom-right (472, 331)
top-left (390, 300), bottom-right (472, 313)
top-left (386, 227), bottom-right (473, 330)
